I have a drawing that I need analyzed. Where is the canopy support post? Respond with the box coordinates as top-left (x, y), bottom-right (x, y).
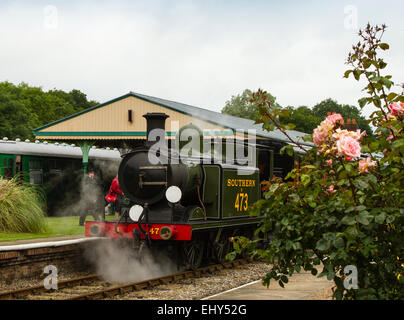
top-left (79, 141), bottom-right (93, 176)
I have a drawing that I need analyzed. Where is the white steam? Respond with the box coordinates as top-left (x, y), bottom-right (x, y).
top-left (52, 159), bottom-right (120, 218)
top-left (84, 239), bottom-right (179, 284)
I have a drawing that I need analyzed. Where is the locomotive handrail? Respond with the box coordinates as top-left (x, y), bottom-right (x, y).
top-left (138, 166), bottom-right (168, 189)
top-left (140, 182), bottom-right (167, 185)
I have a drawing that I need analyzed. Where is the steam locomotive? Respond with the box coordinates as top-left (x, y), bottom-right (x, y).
top-left (85, 113), bottom-right (296, 268)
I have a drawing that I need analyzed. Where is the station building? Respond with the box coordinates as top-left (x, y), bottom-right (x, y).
top-left (34, 91), bottom-right (311, 176)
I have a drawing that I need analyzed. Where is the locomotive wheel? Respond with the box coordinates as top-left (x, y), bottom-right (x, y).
top-left (213, 233), bottom-right (231, 263)
top-left (182, 240), bottom-right (205, 270)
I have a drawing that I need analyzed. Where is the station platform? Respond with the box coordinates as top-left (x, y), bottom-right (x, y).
top-left (0, 234), bottom-right (87, 247)
top-left (203, 270), bottom-right (333, 300)
top-left (0, 235), bottom-right (102, 252)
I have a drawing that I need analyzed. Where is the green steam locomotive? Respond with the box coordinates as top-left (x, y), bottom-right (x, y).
top-left (85, 113), bottom-right (304, 269)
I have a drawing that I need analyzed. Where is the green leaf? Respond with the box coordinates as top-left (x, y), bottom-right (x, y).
top-left (308, 201), bottom-right (317, 208)
top-left (327, 271), bottom-right (335, 281)
top-left (386, 92), bottom-right (398, 102)
top-left (334, 237), bottom-right (345, 249)
top-left (354, 179), bottom-right (369, 190)
top-left (302, 134), bottom-right (313, 142)
top-left (280, 109), bottom-right (290, 118)
top-left (341, 215), bottom-right (356, 225)
top-left (285, 123), bottom-right (296, 130)
top-left (392, 139), bottom-right (404, 151)
top-left (345, 226), bottom-right (359, 237)
top-left (356, 205), bottom-right (367, 212)
top-left (301, 174), bottom-right (311, 187)
top-left (358, 97), bottom-right (367, 108)
top-left (344, 70), bottom-right (353, 78)
top-left (362, 58), bottom-right (371, 69)
top-left (280, 145), bottom-right (294, 156)
top-left (316, 238), bottom-right (331, 251)
top-left (381, 77), bottom-right (393, 89)
top-left (379, 60), bottom-right (387, 69)
top-left (379, 43), bottom-right (389, 50)
top-left (356, 211), bottom-right (371, 225)
top-left (323, 233), bottom-right (336, 241)
top-left (353, 69), bottom-right (361, 81)
top-left (375, 212), bottom-right (386, 224)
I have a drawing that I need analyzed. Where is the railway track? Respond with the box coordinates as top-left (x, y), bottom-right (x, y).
top-left (0, 259), bottom-right (249, 300)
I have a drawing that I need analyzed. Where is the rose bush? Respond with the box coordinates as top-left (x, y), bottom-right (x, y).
top-left (229, 24), bottom-right (404, 300)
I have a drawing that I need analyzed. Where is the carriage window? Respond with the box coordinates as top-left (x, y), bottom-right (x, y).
top-left (258, 150), bottom-right (271, 181)
top-left (49, 169), bottom-right (62, 175)
top-left (4, 168), bottom-right (13, 179)
top-left (50, 160), bottom-right (58, 170)
top-left (29, 160), bottom-right (42, 169)
top-left (2, 158), bottom-right (13, 179)
top-left (49, 169), bottom-right (62, 180)
top-left (29, 169), bottom-right (43, 185)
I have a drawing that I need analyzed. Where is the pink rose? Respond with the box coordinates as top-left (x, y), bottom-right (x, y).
top-left (358, 157), bottom-right (377, 173)
top-left (313, 119), bottom-right (334, 146)
top-left (326, 113), bottom-right (344, 125)
top-left (332, 128), bottom-right (365, 141)
top-left (327, 185), bottom-right (337, 193)
top-left (326, 159), bottom-right (333, 166)
top-left (336, 135), bottom-right (361, 159)
top-left (388, 103), bottom-right (404, 116)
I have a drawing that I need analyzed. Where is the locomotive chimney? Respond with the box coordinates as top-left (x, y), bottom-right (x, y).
top-left (143, 113), bottom-right (169, 146)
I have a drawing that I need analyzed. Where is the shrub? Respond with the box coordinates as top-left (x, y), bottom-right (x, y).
top-left (0, 177), bottom-right (47, 233)
top-left (230, 24), bottom-right (404, 300)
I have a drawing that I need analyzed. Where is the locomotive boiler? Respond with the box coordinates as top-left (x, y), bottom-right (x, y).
top-left (85, 112), bottom-right (272, 268)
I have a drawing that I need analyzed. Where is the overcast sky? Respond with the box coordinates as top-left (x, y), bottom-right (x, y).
top-left (1, 0), bottom-right (403, 118)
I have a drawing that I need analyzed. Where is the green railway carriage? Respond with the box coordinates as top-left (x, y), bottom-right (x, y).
top-left (0, 138), bottom-right (121, 215)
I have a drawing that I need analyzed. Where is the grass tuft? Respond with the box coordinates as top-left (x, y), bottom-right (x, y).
top-left (0, 177), bottom-right (47, 233)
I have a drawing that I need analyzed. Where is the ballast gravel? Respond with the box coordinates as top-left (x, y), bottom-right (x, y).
top-left (112, 261), bottom-right (272, 300)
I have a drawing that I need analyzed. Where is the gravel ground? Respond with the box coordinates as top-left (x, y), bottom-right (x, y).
top-left (308, 285), bottom-right (334, 300)
top-left (1, 261), bottom-right (333, 300)
top-left (0, 269), bottom-right (94, 293)
top-left (111, 261), bottom-right (272, 300)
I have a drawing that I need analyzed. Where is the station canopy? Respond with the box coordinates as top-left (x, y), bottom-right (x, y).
top-left (34, 91), bottom-right (311, 150)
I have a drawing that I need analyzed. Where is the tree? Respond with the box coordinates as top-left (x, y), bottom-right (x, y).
top-left (221, 89), bottom-right (372, 135)
top-left (49, 88), bottom-right (98, 112)
top-left (284, 106), bottom-right (320, 134)
top-left (221, 89), bottom-right (280, 121)
top-left (0, 82), bottom-right (99, 141)
top-left (312, 99), bottom-right (373, 136)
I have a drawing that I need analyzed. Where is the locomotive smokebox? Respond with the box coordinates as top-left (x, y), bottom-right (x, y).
top-left (118, 112), bottom-right (190, 206)
top-left (143, 113), bottom-right (169, 146)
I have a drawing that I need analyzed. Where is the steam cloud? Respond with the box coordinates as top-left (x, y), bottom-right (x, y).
top-left (84, 239), bottom-right (179, 283)
top-left (52, 159), bottom-right (120, 218)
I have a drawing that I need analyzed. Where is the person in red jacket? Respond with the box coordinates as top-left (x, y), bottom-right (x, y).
top-left (105, 175), bottom-right (124, 219)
